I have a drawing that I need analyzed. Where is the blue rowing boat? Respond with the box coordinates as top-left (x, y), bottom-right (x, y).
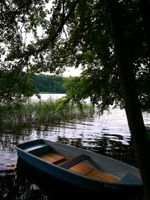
top-left (16, 139), bottom-right (143, 199)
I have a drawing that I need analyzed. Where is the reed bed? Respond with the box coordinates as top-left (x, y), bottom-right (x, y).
top-left (0, 98), bottom-right (94, 130)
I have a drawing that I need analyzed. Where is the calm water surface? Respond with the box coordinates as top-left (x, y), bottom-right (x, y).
top-left (0, 93), bottom-right (149, 199)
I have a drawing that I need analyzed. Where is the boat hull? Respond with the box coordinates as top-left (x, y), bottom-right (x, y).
top-left (16, 139), bottom-right (143, 200)
top-left (17, 158), bottom-right (143, 200)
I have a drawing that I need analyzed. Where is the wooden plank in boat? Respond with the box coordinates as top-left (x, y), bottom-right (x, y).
top-left (70, 163), bottom-right (94, 175)
top-left (40, 152), bottom-right (66, 164)
top-left (87, 169), bottom-right (119, 183)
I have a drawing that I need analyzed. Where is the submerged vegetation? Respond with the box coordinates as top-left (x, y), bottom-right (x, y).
top-left (0, 98), bottom-right (94, 131)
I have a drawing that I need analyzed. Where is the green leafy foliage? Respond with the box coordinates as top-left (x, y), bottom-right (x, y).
top-left (50, 0), bottom-right (150, 111)
top-left (0, 0), bottom-right (150, 110)
top-left (0, 0), bottom-right (79, 103)
top-left (0, 71), bottom-right (36, 104)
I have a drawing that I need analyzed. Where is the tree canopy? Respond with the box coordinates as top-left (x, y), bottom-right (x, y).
top-left (0, 0), bottom-right (79, 103)
top-left (1, 0), bottom-right (150, 109)
top-left (49, 0), bottom-right (150, 111)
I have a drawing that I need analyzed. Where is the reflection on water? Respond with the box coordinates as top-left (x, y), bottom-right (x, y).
top-left (0, 108), bottom-right (149, 199)
top-left (0, 169), bottom-right (51, 200)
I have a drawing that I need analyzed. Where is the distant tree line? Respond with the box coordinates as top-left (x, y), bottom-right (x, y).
top-left (32, 74), bottom-right (72, 93)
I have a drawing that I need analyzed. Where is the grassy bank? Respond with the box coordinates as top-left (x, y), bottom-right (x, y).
top-left (0, 99), bottom-right (94, 130)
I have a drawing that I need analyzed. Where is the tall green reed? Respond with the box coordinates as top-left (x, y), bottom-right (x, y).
top-left (0, 98), bottom-right (94, 130)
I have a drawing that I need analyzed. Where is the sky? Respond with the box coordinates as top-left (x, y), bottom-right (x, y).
top-left (62, 66), bottom-right (81, 77)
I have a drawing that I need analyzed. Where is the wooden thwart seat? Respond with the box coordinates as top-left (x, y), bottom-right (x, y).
top-left (40, 152), bottom-right (67, 164)
top-left (61, 154), bottom-right (89, 169)
top-left (70, 163), bottom-right (94, 175)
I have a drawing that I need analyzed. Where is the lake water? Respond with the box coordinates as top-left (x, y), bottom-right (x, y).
top-left (0, 93), bottom-right (148, 199)
top-left (29, 93), bottom-right (65, 102)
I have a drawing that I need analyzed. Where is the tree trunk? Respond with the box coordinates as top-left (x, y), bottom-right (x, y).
top-left (106, 0), bottom-right (150, 199)
top-left (140, 0), bottom-right (150, 52)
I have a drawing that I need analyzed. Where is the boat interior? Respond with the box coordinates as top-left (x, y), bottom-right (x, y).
top-left (28, 144), bottom-right (119, 184)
